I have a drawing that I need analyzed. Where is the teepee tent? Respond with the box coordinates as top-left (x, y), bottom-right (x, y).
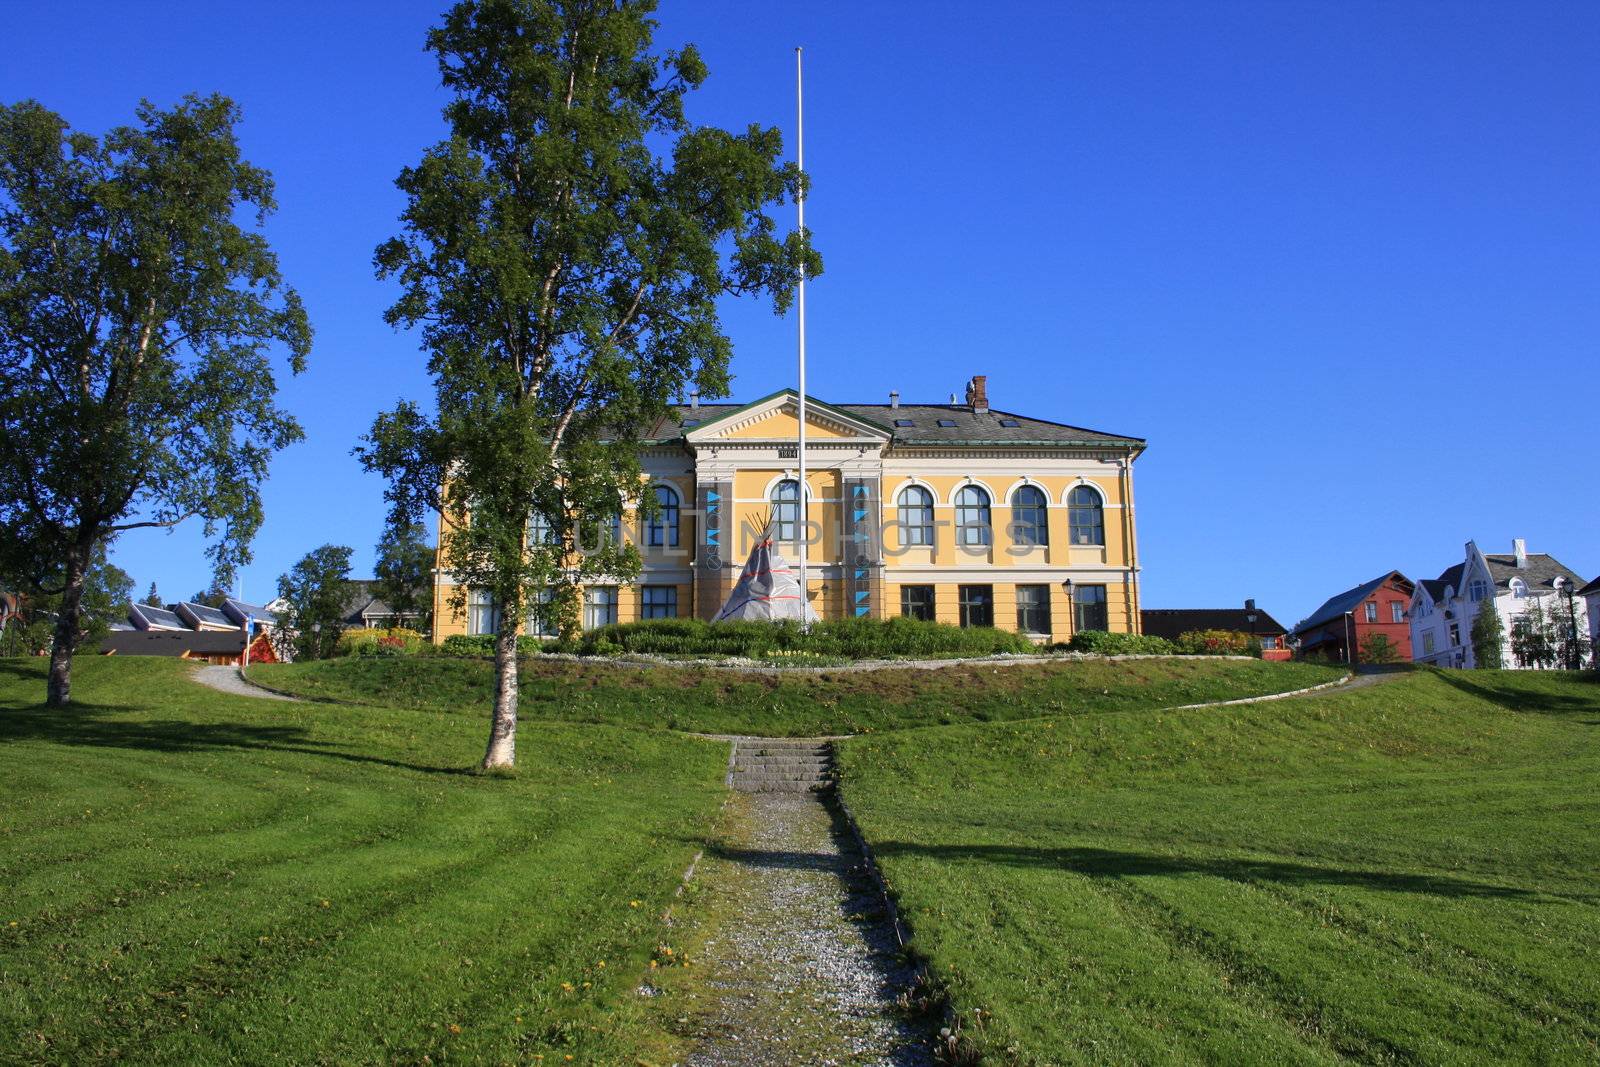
top-left (713, 531), bottom-right (819, 623)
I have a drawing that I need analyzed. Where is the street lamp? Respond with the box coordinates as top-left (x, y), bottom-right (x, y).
top-left (1560, 579), bottom-right (1581, 670)
top-left (1343, 611), bottom-right (1355, 666)
top-left (1245, 598), bottom-right (1258, 648)
top-left (1063, 578), bottom-right (1075, 638)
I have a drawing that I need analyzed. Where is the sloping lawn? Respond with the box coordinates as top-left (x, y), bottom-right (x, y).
top-left (0, 657), bottom-right (726, 1064)
top-left (250, 655), bottom-right (1344, 735)
top-left (838, 669), bottom-right (1600, 1064)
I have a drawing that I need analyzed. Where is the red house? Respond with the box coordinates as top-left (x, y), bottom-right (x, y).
top-left (1290, 571), bottom-right (1414, 663)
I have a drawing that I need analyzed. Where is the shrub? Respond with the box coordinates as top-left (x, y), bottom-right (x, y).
top-left (1175, 629), bottom-right (1251, 655)
top-left (574, 616), bottom-right (1035, 660)
top-left (439, 633), bottom-right (574, 658)
top-left (339, 627), bottom-right (427, 658)
top-left (1061, 630), bottom-right (1177, 655)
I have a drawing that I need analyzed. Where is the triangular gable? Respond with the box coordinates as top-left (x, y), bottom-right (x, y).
top-left (684, 389), bottom-right (891, 444)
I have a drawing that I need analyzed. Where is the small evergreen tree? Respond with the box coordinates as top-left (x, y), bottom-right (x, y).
top-left (374, 522), bottom-right (434, 633)
top-left (1469, 601), bottom-right (1505, 669)
top-left (145, 581), bottom-right (161, 606)
top-left (1358, 632), bottom-right (1399, 665)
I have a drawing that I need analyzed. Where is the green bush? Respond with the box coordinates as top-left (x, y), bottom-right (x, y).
top-left (440, 633), bottom-right (576, 658)
top-left (1175, 629), bottom-right (1251, 655)
top-left (1060, 630), bottom-right (1177, 655)
top-left (575, 616), bottom-right (1036, 660)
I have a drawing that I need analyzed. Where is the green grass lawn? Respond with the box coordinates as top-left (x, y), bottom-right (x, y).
top-left (249, 655), bottom-right (1344, 736)
top-left (0, 657), bottom-right (727, 1064)
top-left (837, 669), bottom-right (1600, 1064)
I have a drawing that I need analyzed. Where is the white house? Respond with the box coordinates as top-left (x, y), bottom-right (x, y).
top-left (1409, 539), bottom-right (1588, 669)
top-left (1581, 575), bottom-right (1600, 655)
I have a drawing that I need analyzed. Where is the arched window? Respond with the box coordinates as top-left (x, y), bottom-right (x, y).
top-left (772, 479), bottom-right (801, 544)
top-left (954, 485), bottom-right (991, 547)
top-left (1068, 486), bottom-right (1104, 546)
top-left (897, 485), bottom-right (934, 546)
top-left (647, 485), bottom-right (680, 547)
top-left (1010, 485), bottom-right (1049, 546)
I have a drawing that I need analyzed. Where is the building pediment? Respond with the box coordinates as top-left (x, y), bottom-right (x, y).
top-left (684, 390), bottom-right (890, 447)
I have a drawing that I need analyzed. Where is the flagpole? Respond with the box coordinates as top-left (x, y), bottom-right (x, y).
top-left (795, 45), bottom-right (809, 627)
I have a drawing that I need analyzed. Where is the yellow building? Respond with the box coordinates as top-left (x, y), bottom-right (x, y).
top-left (433, 376), bottom-right (1145, 643)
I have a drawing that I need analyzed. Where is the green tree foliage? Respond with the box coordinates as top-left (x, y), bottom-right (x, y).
top-left (1, 544), bottom-right (133, 655)
top-left (1358, 632), bottom-right (1400, 665)
top-left (188, 584), bottom-right (231, 609)
top-left (360, 0), bottom-right (818, 767)
top-left (144, 582), bottom-right (161, 607)
top-left (1470, 601), bottom-right (1505, 669)
top-left (374, 522), bottom-right (434, 632)
top-left (275, 545), bottom-right (352, 661)
top-left (0, 96), bottom-right (310, 705)
top-left (1549, 592), bottom-right (1590, 670)
top-left (1510, 602), bottom-right (1556, 670)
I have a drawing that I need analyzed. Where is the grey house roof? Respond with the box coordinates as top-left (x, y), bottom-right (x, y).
top-left (176, 602), bottom-right (235, 629)
top-left (1292, 571), bottom-right (1413, 635)
top-left (129, 603), bottom-right (186, 630)
top-left (649, 391), bottom-right (1143, 449)
top-left (222, 598), bottom-right (278, 627)
top-left (1579, 575), bottom-right (1600, 597)
top-left (1141, 608), bottom-right (1288, 641)
top-left (1430, 554), bottom-right (1584, 598)
top-left (100, 629), bottom-right (245, 657)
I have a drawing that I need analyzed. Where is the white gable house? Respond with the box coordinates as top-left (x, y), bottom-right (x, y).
top-left (1409, 539), bottom-right (1588, 669)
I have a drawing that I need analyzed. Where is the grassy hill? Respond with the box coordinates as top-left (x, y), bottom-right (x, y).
top-left (0, 657), bottom-right (726, 1064)
top-left (838, 669), bottom-right (1600, 1064)
top-left (249, 655), bottom-right (1344, 736)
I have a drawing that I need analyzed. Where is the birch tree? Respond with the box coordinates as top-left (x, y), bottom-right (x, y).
top-left (0, 95), bottom-right (310, 705)
top-left (361, 0), bottom-right (817, 768)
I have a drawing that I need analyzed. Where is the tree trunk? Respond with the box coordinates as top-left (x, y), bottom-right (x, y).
top-left (46, 545), bottom-right (90, 708)
top-left (482, 623), bottom-right (519, 768)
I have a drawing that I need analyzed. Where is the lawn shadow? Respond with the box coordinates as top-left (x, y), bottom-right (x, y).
top-left (0, 700), bottom-right (472, 777)
top-left (1434, 670), bottom-right (1600, 718)
top-left (871, 841), bottom-right (1580, 902)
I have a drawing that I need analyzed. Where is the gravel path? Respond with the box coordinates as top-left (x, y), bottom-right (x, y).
top-left (680, 791), bottom-right (934, 1066)
top-left (190, 664), bottom-right (300, 701)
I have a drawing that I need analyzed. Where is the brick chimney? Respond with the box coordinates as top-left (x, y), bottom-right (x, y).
top-left (966, 375), bottom-right (989, 413)
top-left (1512, 537), bottom-right (1527, 568)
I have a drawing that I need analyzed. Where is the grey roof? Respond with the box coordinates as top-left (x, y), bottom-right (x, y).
top-left (1141, 608), bottom-right (1288, 641)
top-left (1579, 575), bottom-right (1600, 597)
top-left (129, 603), bottom-right (185, 630)
top-left (1291, 571), bottom-right (1413, 635)
top-left (222, 598), bottom-right (278, 626)
top-left (100, 629), bottom-right (245, 657)
top-left (1480, 553), bottom-right (1585, 592)
top-left (339, 580), bottom-right (417, 625)
top-left (652, 392), bottom-right (1143, 449)
top-left (176, 602), bottom-right (235, 629)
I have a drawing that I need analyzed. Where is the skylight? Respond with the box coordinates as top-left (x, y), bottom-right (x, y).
top-left (937, 418), bottom-right (957, 427)
top-left (893, 418), bottom-right (914, 427)
top-left (998, 418), bottom-right (1020, 427)
top-left (681, 419), bottom-right (699, 427)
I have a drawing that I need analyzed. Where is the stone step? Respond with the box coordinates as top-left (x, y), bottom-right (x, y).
top-left (732, 766), bottom-right (833, 780)
top-left (733, 778), bottom-right (834, 794)
top-left (736, 755), bottom-right (838, 764)
top-left (736, 739), bottom-right (830, 749)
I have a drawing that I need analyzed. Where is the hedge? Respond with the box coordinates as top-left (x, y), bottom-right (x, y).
top-left (1061, 630), bottom-right (1178, 655)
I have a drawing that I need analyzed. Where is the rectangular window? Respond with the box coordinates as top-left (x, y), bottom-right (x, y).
top-left (1262, 636), bottom-right (1278, 650)
top-left (1448, 622), bottom-right (1461, 647)
top-left (1364, 602), bottom-right (1377, 623)
top-left (584, 587), bottom-right (618, 629)
top-left (1469, 579), bottom-right (1489, 602)
top-left (1016, 584), bottom-right (1051, 634)
top-left (526, 588), bottom-right (557, 637)
top-left (1073, 584), bottom-right (1108, 632)
top-left (1391, 602), bottom-right (1404, 624)
top-left (467, 589), bottom-right (499, 635)
top-left (900, 585), bottom-right (935, 622)
top-left (1423, 631), bottom-right (1435, 654)
top-left (641, 585), bottom-right (678, 619)
top-left (958, 585), bottom-right (993, 628)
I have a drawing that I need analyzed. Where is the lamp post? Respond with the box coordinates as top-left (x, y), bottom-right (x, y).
top-left (1245, 598), bottom-right (1258, 648)
top-left (312, 621), bottom-right (322, 661)
top-left (1063, 578), bottom-right (1075, 639)
top-left (1344, 611), bottom-right (1355, 666)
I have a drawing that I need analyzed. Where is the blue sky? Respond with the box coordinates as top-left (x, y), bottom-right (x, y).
top-left (5, 1), bottom-right (1596, 626)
